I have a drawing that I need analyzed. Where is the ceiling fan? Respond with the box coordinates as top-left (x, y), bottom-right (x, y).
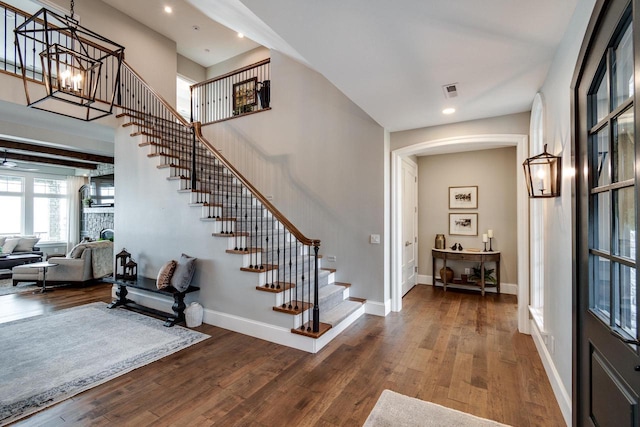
top-left (1, 151), bottom-right (38, 172)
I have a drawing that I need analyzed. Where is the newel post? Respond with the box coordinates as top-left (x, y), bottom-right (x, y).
top-left (190, 128), bottom-right (197, 190)
top-left (313, 241), bottom-right (320, 333)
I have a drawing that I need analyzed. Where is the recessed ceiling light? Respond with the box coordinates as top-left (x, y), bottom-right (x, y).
top-left (442, 108), bottom-right (456, 115)
top-left (237, 33), bottom-right (244, 38)
top-left (164, 6), bottom-right (172, 13)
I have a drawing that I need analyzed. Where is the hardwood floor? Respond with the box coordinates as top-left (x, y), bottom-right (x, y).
top-left (2, 283), bottom-right (565, 426)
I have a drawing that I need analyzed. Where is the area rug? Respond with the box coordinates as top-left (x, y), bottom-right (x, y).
top-left (363, 390), bottom-right (510, 427)
top-left (0, 302), bottom-right (209, 425)
top-left (0, 278), bottom-right (38, 296)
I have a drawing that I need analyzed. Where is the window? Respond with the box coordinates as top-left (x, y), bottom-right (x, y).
top-left (177, 75), bottom-right (194, 121)
top-left (588, 16), bottom-right (636, 338)
top-left (0, 173), bottom-right (69, 243)
top-left (529, 93), bottom-right (545, 330)
top-left (33, 178), bottom-right (67, 242)
top-left (0, 175), bottom-right (24, 234)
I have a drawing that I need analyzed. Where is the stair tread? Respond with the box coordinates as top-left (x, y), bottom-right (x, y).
top-left (321, 300), bottom-right (365, 327)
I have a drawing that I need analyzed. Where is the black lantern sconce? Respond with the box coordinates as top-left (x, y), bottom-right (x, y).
top-left (115, 248), bottom-right (131, 280)
top-left (14, 0), bottom-right (125, 121)
top-left (523, 144), bottom-right (562, 198)
top-left (124, 258), bottom-right (138, 281)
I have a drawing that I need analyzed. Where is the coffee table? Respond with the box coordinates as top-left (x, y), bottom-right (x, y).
top-left (25, 261), bottom-right (58, 293)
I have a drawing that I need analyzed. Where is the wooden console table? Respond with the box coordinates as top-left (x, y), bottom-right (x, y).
top-left (432, 248), bottom-right (501, 296)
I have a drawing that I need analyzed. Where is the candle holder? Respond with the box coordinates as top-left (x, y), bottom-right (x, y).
top-left (489, 237), bottom-right (494, 251)
top-left (483, 241), bottom-right (488, 252)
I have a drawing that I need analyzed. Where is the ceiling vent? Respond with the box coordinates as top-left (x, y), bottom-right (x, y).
top-left (442, 83), bottom-right (459, 99)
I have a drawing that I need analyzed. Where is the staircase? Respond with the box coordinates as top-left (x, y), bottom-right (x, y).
top-left (115, 63), bottom-right (365, 351)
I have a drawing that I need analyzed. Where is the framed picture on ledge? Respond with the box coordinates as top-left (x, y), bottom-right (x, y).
top-left (232, 77), bottom-right (257, 115)
top-left (449, 186), bottom-right (478, 209)
top-left (449, 213), bottom-right (478, 236)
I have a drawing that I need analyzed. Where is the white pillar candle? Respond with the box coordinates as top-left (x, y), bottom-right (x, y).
top-left (487, 229), bottom-right (493, 238)
top-left (482, 233), bottom-right (488, 243)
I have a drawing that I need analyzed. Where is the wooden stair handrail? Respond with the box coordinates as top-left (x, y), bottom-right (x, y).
top-left (193, 122), bottom-right (320, 248)
top-left (191, 59), bottom-right (270, 89)
top-left (120, 61), bottom-right (320, 248)
top-left (121, 61), bottom-right (192, 128)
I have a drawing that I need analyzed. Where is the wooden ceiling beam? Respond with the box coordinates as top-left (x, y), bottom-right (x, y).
top-left (3, 152), bottom-right (98, 169)
top-left (0, 139), bottom-right (114, 164)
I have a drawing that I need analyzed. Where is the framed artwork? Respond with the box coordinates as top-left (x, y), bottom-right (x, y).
top-left (232, 77), bottom-right (258, 111)
top-left (449, 213), bottom-right (478, 236)
top-left (449, 186), bottom-right (478, 209)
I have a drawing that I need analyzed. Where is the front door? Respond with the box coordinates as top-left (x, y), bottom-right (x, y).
top-left (575, 1), bottom-right (640, 425)
top-left (401, 158), bottom-right (418, 296)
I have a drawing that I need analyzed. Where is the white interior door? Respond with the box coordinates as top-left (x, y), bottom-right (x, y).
top-left (401, 158), bottom-right (418, 296)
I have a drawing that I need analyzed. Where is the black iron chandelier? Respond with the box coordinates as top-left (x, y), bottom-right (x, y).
top-left (14, 0), bottom-right (125, 121)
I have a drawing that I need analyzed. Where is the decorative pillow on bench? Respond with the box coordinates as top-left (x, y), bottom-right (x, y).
top-left (170, 253), bottom-right (197, 292)
top-left (156, 260), bottom-right (177, 289)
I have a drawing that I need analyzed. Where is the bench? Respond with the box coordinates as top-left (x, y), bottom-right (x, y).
top-left (105, 276), bottom-right (200, 327)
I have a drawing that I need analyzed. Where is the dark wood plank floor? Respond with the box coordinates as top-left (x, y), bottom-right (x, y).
top-left (1, 283), bottom-right (565, 426)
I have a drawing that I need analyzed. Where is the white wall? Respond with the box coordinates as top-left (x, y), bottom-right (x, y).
top-left (178, 54), bottom-right (206, 83)
top-left (199, 51), bottom-right (387, 303)
top-left (530, 0), bottom-right (597, 422)
top-left (206, 46), bottom-right (270, 79)
top-left (418, 147), bottom-right (518, 284)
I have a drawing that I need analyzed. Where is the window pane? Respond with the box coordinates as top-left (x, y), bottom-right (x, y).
top-left (615, 263), bottom-right (636, 337)
top-left (593, 128), bottom-right (610, 187)
top-left (592, 256), bottom-right (611, 319)
top-left (612, 23), bottom-right (634, 108)
top-left (613, 108), bottom-right (634, 182)
top-left (614, 187), bottom-right (635, 259)
top-left (0, 195), bottom-right (22, 234)
top-left (34, 178), bottom-right (67, 195)
top-left (0, 175), bottom-right (23, 193)
top-left (594, 192), bottom-right (611, 252)
top-left (34, 197), bottom-right (68, 241)
top-left (593, 68), bottom-right (609, 124)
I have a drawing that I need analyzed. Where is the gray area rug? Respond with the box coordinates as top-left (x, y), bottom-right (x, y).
top-left (0, 302), bottom-right (209, 425)
top-left (363, 390), bottom-right (511, 427)
top-left (0, 278), bottom-right (38, 296)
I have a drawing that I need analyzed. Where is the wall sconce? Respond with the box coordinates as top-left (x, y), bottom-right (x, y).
top-left (523, 144), bottom-right (562, 198)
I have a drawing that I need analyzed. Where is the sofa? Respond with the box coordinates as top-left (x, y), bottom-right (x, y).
top-left (12, 240), bottom-right (114, 286)
top-left (0, 235), bottom-right (43, 271)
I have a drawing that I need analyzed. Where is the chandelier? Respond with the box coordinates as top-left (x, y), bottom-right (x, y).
top-left (14, 0), bottom-right (125, 121)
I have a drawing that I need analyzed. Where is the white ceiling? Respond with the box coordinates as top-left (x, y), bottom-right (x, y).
top-left (42, 0), bottom-right (580, 133)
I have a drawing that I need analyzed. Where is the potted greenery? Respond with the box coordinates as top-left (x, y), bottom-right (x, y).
top-left (469, 264), bottom-right (497, 284)
top-left (83, 197), bottom-right (93, 207)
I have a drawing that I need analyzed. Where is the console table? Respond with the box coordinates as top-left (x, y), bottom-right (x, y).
top-left (432, 248), bottom-right (501, 296)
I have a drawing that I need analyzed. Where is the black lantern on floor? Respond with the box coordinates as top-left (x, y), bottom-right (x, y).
top-left (14, 0), bottom-right (125, 121)
top-left (115, 248), bottom-right (131, 280)
top-left (523, 144), bottom-right (562, 198)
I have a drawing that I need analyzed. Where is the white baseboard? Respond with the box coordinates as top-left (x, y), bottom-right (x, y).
top-left (418, 274), bottom-right (517, 295)
top-left (530, 320), bottom-right (571, 426)
top-left (365, 300), bottom-right (390, 316)
top-left (120, 286), bottom-right (365, 354)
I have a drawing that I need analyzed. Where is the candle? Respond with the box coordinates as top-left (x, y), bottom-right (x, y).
top-left (482, 233), bottom-right (488, 243)
top-left (487, 229), bottom-right (493, 238)
top-left (538, 179), bottom-right (544, 190)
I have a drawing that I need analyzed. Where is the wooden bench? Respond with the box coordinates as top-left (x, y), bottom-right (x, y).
top-left (105, 276), bottom-right (199, 327)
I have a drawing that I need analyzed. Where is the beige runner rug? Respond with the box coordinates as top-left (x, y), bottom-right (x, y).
top-left (363, 390), bottom-right (511, 427)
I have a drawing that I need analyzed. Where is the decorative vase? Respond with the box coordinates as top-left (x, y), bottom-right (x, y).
top-left (435, 234), bottom-right (446, 249)
top-left (439, 267), bottom-right (454, 283)
top-left (185, 302), bottom-right (204, 327)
